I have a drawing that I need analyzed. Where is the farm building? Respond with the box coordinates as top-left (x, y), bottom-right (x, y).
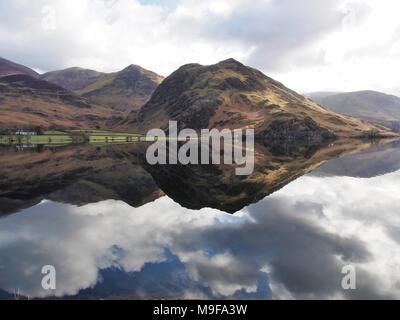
top-left (15, 130), bottom-right (37, 136)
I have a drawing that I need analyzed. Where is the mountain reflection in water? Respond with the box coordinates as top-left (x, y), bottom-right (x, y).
top-left (0, 139), bottom-right (400, 299)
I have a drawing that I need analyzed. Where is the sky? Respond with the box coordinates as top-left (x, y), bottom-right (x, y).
top-left (0, 0), bottom-right (399, 95)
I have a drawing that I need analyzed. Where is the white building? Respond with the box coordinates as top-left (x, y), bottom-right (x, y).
top-left (15, 130), bottom-right (37, 136)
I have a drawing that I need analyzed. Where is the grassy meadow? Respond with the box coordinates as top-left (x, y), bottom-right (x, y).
top-left (0, 129), bottom-right (146, 146)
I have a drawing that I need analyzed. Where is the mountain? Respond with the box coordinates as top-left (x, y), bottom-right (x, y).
top-left (306, 91), bottom-right (339, 99)
top-left (40, 67), bottom-right (104, 91)
top-left (74, 65), bottom-right (164, 114)
top-left (307, 91), bottom-right (400, 131)
top-left (0, 58), bottom-right (159, 130)
top-left (119, 59), bottom-right (391, 141)
top-left (0, 57), bottom-right (39, 78)
top-left (0, 74), bottom-right (116, 131)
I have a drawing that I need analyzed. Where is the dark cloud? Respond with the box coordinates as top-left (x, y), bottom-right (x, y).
top-left (171, 198), bottom-right (377, 299)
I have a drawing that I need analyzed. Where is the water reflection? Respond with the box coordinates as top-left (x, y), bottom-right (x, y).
top-left (0, 139), bottom-right (386, 215)
top-left (0, 144), bottom-right (162, 216)
top-left (312, 140), bottom-right (400, 177)
top-left (0, 140), bottom-right (400, 299)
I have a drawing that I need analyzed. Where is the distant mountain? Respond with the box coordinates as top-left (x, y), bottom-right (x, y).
top-left (306, 91), bottom-right (340, 99)
top-left (40, 67), bottom-right (104, 91)
top-left (0, 57), bottom-right (164, 130)
top-left (0, 74), bottom-right (117, 131)
top-left (0, 57), bottom-right (39, 78)
top-left (73, 65), bottom-right (164, 114)
top-left (307, 91), bottom-right (400, 131)
top-left (119, 59), bottom-right (391, 140)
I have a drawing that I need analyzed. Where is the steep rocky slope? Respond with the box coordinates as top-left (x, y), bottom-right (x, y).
top-left (119, 59), bottom-right (391, 141)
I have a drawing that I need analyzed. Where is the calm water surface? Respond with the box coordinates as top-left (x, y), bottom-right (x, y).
top-left (0, 140), bottom-right (400, 299)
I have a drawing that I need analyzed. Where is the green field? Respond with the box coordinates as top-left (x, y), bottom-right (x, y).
top-left (69, 129), bottom-right (142, 136)
top-left (88, 135), bottom-right (141, 143)
top-left (0, 130), bottom-right (146, 146)
top-left (0, 135), bottom-right (75, 145)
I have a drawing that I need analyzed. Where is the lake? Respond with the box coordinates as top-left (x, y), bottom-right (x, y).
top-left (0, 139), bottom-right (400, 299)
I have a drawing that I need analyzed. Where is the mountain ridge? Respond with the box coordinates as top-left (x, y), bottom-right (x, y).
top-left (0, 57), bottom-right (39, 78)
top-left (118, 58), bottom-right (393, 141)
top-left (0, 74), bottom-right (117, 131)
top-left (307, 90), bottom-right (400, 131)
top-left (0, 57), bottom-right (164, 130)
top-left (1, 56), bottom-right (399, 139)
top-left (43, 64), bottom-right (164, 114)
top-left (40, 67), bottom-right (104, 91)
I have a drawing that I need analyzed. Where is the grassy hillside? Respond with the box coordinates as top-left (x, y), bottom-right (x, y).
top-left (41, 67), bottom-right (104, 91)
top-left (75, 65), bottom-right (164, 114)
top-left (0, 74), bottom-right (119, 131)
top-left (0, 56), bottom-right (38, 77)
top-left (119, 59), bottom-right (394, 140)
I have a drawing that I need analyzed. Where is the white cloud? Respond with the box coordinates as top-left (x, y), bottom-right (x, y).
top-left (0, 1), bottom-right (399, 95)
top-left (277, 0), bottom-right (400, 95)
top-left (0, 197), bottom-right (233, 298)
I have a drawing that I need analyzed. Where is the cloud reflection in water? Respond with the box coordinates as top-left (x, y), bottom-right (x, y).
top-left (0, 169), bottom-right (400, 299)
